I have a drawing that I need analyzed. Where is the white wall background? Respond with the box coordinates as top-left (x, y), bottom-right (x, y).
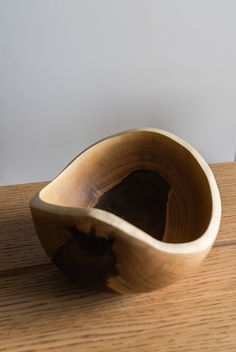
top-left (1, 0), bottom-right (236, 185)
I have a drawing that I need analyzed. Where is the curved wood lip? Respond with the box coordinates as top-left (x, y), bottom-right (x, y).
top-left (32, 128), bottom-right (222, 255)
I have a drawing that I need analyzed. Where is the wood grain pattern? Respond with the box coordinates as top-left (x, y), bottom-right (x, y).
top-left (0, 163), bottom-right (235, 274)
top-left (0, 245), bottom-right (235, 352)
top-left (0, 183), bottom-right (49, 271)
top-left (0, 162), bottom-right (235, 350)
top-left (211, 163), bottom-right (236, 243)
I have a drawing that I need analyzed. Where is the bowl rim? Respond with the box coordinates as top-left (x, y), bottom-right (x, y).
top-left (33, 128), bottom-right (222, 255)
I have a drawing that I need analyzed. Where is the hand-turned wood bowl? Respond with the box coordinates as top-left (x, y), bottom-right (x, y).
top-left (30, 128), bottom-right (221, 293)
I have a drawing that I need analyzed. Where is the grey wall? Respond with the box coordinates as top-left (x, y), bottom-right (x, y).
top-left (1, 0), bottom-right (236, 185)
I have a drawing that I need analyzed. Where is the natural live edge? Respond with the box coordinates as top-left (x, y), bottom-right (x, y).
top-left (30, 128), bottom-right (221, 293)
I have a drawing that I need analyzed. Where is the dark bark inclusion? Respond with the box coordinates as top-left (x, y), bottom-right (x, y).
top-left (53, 169), bottom-right (171, 288)
top-left (53, 226), bottom-right (117, 288)
top-left (95, 169), bottom-right (171, 241)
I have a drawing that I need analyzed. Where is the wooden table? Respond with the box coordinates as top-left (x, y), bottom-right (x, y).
top-left (0, 162), bottom-right (236, 352)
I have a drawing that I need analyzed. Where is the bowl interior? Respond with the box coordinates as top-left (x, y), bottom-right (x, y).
top-left (40, 130), bottom-right (212, 243)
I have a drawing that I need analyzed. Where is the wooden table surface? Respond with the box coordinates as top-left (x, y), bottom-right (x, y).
top-left (0, 162), bottom-right (236, 352)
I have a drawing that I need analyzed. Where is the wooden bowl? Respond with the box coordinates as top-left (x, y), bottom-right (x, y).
top-left (30, 128), bottom-right (221, 293)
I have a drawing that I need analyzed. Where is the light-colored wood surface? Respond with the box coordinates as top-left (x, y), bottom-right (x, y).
top-left (0, 162), bottom-right (235, 351)
top-left (211, 163), bottom-right (236, 243)
top-left (0, 245), bottom-right (236, 351)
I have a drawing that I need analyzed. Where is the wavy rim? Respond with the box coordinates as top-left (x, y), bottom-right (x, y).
top-left (36, 128), bottom-right (222, 255)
